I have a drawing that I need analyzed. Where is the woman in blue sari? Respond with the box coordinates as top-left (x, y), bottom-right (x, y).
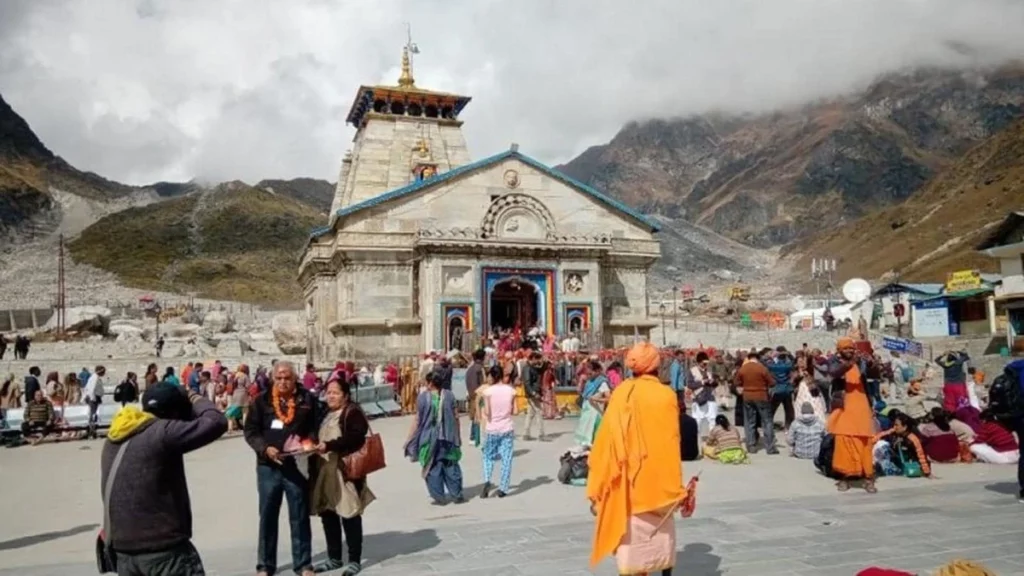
top-left (403, 371), bottom-right (465, 504)
top-left (573, 361), bottom-right (611, 447)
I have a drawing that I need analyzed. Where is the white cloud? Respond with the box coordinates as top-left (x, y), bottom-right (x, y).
top-left (1, 0), bottom-right (1023, 185)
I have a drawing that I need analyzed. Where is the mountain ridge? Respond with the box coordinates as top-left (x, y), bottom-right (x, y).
top-left (558, 66), bottom-right (1024, 248)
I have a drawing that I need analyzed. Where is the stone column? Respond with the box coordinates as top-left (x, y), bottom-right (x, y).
top-left (987, 295), bottom-right (997, 335)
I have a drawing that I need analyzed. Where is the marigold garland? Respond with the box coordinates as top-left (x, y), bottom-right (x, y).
top-left (272, 388), bottom-right (296, 425)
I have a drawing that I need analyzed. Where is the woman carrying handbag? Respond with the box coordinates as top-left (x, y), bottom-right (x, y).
top-left (310, 378), bottom-right (378, 575)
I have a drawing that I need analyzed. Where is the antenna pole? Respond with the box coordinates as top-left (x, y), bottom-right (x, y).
top-left (57, 233), bottom-right (66, 335)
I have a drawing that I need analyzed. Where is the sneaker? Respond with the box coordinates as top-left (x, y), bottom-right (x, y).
top-left (340, 562), bottom-right (362, 575)
top-left (480, 482), bottom-right (492, 499)
top-left (766, 448), bottom-right (780, 455)
top-left (495, 490), bottom-right (507, 498)
top-left (313, 559), bottom-right (344, 573)
top-left (452, 496), bottom-right (467, 504)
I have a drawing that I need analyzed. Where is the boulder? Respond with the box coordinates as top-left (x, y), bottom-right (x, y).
top-left (45, 305), bottom-right (111, 334)
top-left (215, 335), bottom-right (244, 357)
top-left (271, 313), bottom-right (306, 355)
top-left (243, 331), bottom-right (282, 355)
top-left (202, 310), bottom-right (233, 333)
top-left (108, 319), bottom-right (144, 336)
top-left (165, 322), bottom-right (202, 339)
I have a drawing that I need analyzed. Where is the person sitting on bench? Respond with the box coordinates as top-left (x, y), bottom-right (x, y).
top-left (21, 389), bottom-right (55, 442)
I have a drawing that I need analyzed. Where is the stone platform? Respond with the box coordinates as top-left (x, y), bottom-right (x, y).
top-left (0, 418), bottom-right (1021, 575)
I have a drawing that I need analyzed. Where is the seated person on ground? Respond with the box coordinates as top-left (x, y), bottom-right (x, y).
top-left (873, 400), bottom-right (892, 433)
top-left (918, 407), bottom-right (962, 463)
top-left (680, 411), bottom-right (700, 461)
top-left (703, 414), bottom-right (747, 463)
top-left (904, 379), bottom-right (930, 421)
top-left (969, 410), bottom-right (1020, 464)
top-left (21, 389), bottom-right (55, 441)
top-left (874, 413), bottom-right (931, 477)
top-left (788, 402), bottom-right (826, 459)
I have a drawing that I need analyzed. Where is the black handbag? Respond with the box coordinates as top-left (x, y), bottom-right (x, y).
top-left (96, 439), bottom-right (131, 573)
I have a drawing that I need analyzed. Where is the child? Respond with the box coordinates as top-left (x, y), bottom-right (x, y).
top-left (788, 402), bottom-right (826, 459)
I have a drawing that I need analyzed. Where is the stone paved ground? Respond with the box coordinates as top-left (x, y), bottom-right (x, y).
top-left (1, 417), bottom-right (1022, 575)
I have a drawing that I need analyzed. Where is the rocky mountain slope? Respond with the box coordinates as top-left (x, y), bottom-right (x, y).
top-left (559, 67), bottom-right (1024, 248)
top-left (69, 181), bottom-right (323, 307)
top-left (0, 92), bottom-right (132, 239)
top-left (785, 118), bottom-right (1024, 283)
top-left (256, 178), bottom-right (334, 214)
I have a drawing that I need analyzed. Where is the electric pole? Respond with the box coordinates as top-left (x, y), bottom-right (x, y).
top-left (57, 234), bottom-right (66, 335)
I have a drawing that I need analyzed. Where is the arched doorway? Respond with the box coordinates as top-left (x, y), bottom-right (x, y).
top-left (489, 278), bottom-right (539, 332)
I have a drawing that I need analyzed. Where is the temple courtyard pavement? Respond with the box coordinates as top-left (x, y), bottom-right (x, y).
top-left (1, 416), bottom-right (1022, 575)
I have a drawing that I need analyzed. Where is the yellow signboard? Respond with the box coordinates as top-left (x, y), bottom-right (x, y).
top-left (945, 269), bottom-right (982, 293)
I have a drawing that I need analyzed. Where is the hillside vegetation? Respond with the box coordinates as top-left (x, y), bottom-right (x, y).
top-left (786, 118), bottom-right (1024, 283)
top-left (70, 182), bottom-right (323, 306)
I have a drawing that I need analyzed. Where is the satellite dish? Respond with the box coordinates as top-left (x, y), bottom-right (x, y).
top-left (791, 297), bottom-right (806, 311)
top-left (842, 278), bottom-right (871, 303)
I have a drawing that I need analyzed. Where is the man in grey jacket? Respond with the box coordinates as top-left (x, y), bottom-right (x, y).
top-left (100, 382), bottom-right (227, 575)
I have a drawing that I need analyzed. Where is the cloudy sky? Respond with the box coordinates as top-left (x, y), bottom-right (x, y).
top-left (1, 0), bottom-right (1023, 185)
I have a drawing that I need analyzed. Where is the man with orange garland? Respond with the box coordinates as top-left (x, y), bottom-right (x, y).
top-left (244, 361), bottom-right (319, 576)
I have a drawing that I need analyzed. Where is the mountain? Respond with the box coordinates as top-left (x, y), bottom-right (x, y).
top-left (69, 181), bottom-right (323, 306)
top-left (559, 67), bottom-right (1024, 248)
top-left (0, 92), bottom-right (132, 238)
top-left (256, 178), bottom-right (334, 214)
top-left (784, 117), bottom-right (1024, 283)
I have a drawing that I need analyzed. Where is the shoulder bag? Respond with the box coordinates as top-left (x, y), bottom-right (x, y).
top-left (96, 440), bottom-right (132, 574)
top-left (897, 442), bottom-right (923, 478)
top-left (341, 407), bottom-right (386, 479)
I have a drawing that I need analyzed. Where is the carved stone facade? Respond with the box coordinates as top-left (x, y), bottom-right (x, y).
top-left (299, 66), bottom-right (661, 362)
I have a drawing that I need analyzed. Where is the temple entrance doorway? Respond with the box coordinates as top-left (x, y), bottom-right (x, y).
top-left (489, 279), bottom-right (538, 333)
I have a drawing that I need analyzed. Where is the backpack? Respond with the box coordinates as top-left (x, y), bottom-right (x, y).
top-left (557, 451), bottom-right (589, 485)
top-left (989, 360), bottom-right (1024, 421)
top-left (113, 381), bottom-right (136, 404)
top-left (814, 434), bottom-right (842, 479)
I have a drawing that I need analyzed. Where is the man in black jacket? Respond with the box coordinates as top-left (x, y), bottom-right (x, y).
top-left (244, 361), bottom-right (318, 576)
top-left (100, 382), bottom-right (227, 575)
top-left (522, 352), bottom-right (546, 441)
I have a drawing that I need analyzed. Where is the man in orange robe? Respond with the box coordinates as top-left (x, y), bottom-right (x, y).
top-left (587, 341), bottom-right (686, 575)
top-left (828, 337), bottom-right (877, 493)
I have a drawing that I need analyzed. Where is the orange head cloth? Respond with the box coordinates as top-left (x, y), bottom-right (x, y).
top-left (625, 341), bottom-right (661, 375)
top-left (837, 337), bottom-right (855, 351)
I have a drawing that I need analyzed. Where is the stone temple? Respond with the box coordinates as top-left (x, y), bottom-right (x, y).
top-left (298, 47), bottom-right (661, 361)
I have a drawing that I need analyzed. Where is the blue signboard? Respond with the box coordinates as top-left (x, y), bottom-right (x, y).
top-left (882, 336), bottom-right (924, 357)
top-left (882, 336), bottom-right (907, 352)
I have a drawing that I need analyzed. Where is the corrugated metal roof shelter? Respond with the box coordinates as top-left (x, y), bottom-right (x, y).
top-left (872, 282), bottom-right (944, 300)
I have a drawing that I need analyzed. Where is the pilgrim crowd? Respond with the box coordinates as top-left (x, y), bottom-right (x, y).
top-left (2, 330), bottom-right (1022, 576)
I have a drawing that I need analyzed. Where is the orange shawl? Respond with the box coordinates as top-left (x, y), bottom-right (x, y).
top-left (586, 374), bottom-right (686, 567)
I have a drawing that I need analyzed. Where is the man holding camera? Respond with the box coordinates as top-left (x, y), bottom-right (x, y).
top-left (100, 382), bottom-right (228, 575)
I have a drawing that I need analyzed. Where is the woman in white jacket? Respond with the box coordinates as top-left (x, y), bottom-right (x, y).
top-left (689, 352), bottom-right (718, 440)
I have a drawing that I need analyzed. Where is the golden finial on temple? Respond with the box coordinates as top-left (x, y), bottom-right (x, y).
top-left (398, 46), bottom-right (415, 87)
top-left (397, 23), bottom-right (419, 88)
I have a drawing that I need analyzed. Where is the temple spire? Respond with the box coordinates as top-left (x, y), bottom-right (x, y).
top-left (397, 23), bottom-right (419, 88)
top-left (398, 47), bottom-right (414, 87)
